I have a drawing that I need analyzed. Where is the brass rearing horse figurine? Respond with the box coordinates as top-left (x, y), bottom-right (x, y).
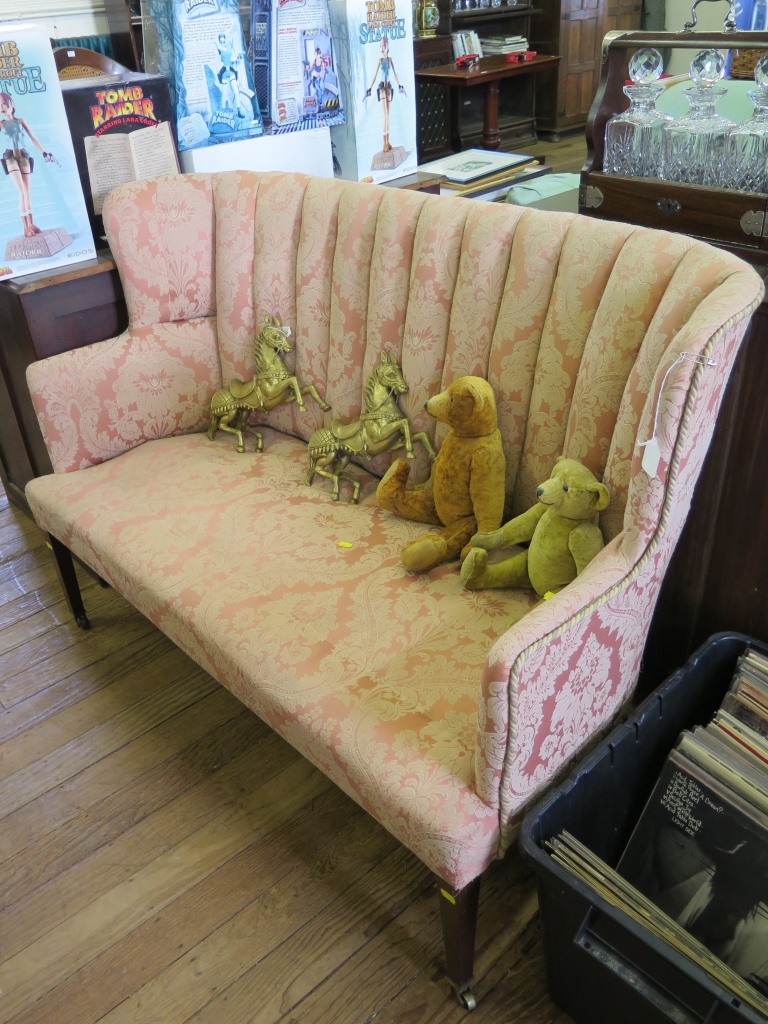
top-left (305, 351), bottom-right (436, 503)
top-left (208, 315), bottom-right (330, 453)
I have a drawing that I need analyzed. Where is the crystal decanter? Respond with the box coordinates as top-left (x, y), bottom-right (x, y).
top-left (661, 49), bottom-right (735, 186)
top-left (603, 47), bottom-right (671, 178)
top-left (722, 54), bottom-right (768, 193)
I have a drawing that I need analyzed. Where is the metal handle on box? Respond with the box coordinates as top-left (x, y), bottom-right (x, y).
top-left (682, 0), bottom-right (737, 32)
top-left (574, 914), bottom-right (706, 1024)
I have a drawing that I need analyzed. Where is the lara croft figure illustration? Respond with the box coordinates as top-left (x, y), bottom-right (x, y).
top-left (364, 36), bottom-right (405, 153)
top-left (0, 90), bottom-right (57, 238)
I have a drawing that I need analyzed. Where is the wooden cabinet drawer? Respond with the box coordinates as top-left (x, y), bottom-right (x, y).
top-left (582, 171), bottom-right (768, 251)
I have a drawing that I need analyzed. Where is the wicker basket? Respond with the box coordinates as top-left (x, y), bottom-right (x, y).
top-left (730, 48), bottom-right (768, 79)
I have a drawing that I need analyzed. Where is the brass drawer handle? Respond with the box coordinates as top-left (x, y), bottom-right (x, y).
top-left (657, 198), bottom-right (682, 215)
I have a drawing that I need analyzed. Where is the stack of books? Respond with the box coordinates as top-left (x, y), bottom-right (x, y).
top-left (548, 645), bottom-right (768, 1018)
top-left (418, 148), bottom-right (550, 201)
top-left (477, 34), bottom-right (528, 54)
top-left (451, 30), bottom-right (482, 59)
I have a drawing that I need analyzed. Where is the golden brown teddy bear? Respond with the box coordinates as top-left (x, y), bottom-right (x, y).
top-left (460, 457), bottom-right (610, 595)
top-left (376, 375), bottom-right (506, 572)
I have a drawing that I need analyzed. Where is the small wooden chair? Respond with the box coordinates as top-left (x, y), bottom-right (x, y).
top-left (53, 46), bottom-right (132, 79)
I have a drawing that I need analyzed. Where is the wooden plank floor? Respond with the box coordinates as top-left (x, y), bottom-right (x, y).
top-left (0, 488), bottom-right (577, 1024)
top-left (522, 133), bottom-right (588, 176)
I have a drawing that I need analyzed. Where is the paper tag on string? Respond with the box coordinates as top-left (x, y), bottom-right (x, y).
top-left (641, 437), bottom-right (661, 478)
top-left (637, 351), bottom-right (716, 480)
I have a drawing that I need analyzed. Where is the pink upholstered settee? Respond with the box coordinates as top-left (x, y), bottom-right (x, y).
top-left (24, 171), bottom-right (762, 1008)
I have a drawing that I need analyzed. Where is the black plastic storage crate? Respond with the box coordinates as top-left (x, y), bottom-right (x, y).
top-left (520, 632), bottom-right (768, 1024)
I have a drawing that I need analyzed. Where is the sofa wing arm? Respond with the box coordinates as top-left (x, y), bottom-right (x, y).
top-left (26, 319), bottom-right (221, 474)
top-left (476, 293), bottom-right (762, 833)
top-left (474, 539), bottom-right (646, 816)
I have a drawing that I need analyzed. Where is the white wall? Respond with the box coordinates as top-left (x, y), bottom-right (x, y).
top-left (0, 0), bottom-right (107, 41)
top-left (664, 0), bottom-right (734, 75)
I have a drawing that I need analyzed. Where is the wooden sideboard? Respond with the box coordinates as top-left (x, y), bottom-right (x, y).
top-left (414, 5), bottom-right (549, 156)
top-left (414, 35), bottom-right (455, 163)
top-left (0, 254), bottom-right (128, 512)
top-left (415, 53), bottom-right (561, 151)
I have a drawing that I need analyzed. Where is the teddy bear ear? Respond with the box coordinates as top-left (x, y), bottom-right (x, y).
top-left (462, 379), bottom-right (485, 410)
top-left (587, 482), bottom-right (610, 511)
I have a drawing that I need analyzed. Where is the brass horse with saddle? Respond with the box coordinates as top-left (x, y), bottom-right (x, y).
top-left (208, 314), bottom-right (330, 453)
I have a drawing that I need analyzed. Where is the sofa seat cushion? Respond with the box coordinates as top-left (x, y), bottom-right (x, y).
top-left (26, 430), bottom-right (536, 887)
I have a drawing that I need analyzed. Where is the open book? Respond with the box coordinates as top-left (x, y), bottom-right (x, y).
top-left (84, 121), bottom-right (180, 215)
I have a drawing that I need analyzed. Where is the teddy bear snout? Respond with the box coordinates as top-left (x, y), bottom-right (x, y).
top-left (536, 486), bottom-right (544, 497)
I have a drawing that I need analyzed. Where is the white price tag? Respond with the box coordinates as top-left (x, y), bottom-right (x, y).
top-left (641, 437), bottom-right (661, 478)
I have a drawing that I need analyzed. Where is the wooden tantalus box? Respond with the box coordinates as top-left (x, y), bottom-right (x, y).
top-left (580, 29), bottom-right (768, 264)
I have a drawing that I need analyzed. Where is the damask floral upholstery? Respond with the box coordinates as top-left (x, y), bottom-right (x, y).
top-left (25, 172), bottom-right (762, 899)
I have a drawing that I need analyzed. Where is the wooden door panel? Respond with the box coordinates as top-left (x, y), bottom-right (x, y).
top-left (563, 67), bottom-right (600, 118)
top-left (564, 15), bottom-right (600, 64)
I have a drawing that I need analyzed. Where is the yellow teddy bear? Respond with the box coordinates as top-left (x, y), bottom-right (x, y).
top-left (376, 375), bottom-right (506, 573)
top-left (460, 456), bottom-right (609, 595)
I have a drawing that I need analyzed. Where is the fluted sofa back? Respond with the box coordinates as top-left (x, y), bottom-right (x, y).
top-left (98, 172), bottom-right (757, 555)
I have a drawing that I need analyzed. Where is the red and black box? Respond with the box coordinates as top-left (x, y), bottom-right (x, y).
top-left (61, 72), bottom-right (175, 243)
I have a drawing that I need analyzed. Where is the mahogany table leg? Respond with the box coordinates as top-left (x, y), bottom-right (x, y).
top-left (482, 80), bottom-right (501, 149)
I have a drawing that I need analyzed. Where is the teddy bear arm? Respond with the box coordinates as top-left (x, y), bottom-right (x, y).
top-left (470, 503), bottom-right (545, 550)
top-left (469, 449), bottom-right (507, 536)
top-left (568, 523), bottom-right (606, 575)
top-left (500, 502), bottom-right (548, 546)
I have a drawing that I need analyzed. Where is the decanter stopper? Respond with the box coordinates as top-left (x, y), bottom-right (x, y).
top-left (629, 47), bottom-right (664, 86)
top-left (689, 47), bottom-right (727, 86)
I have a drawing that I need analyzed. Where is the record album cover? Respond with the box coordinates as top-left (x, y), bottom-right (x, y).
top-left (618, 746), bottom-right (768, 994)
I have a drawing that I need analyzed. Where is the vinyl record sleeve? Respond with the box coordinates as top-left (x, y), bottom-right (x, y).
top-left (618, 746), bottom-right (768, 992)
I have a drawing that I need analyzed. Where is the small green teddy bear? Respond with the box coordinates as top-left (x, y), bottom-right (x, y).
top-left (460, 456), bottom-right (610, 596)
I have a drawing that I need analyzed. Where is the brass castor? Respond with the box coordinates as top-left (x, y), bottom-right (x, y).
top-left (456, 985), bottom-right (477, 1011)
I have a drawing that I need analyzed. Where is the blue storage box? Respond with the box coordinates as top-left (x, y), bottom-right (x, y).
top-left (520, 632), bottom-right (768, 1024)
